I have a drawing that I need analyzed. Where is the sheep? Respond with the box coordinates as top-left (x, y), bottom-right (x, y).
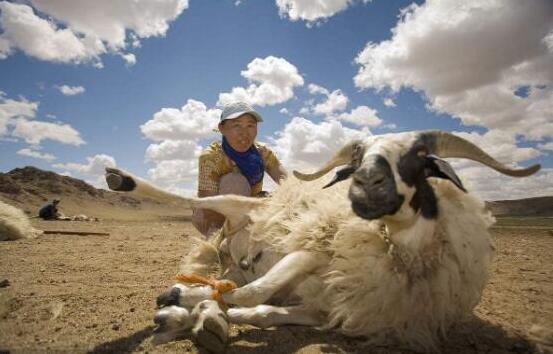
top-left (0, 200), bottom-right (43, 241)
top-left (105, 130), bottom-right (540, 352)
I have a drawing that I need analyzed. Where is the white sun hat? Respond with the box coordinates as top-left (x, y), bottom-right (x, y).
top-left (220, 102), bottom-right (263, 123)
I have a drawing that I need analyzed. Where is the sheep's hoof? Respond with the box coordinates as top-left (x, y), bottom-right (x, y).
top-left (105, 167), bottom-right (136, 192)
top-left (156, 286), bottom-right (182, 308)
top-left (191, 300), bottom-right (229, 353)
top-left (152, 305), bottom-right (192, 345)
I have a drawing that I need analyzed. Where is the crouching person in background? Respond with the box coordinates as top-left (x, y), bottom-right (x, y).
top-left (192, 102), bottom-right (287, 237)
top-left (38, 199), bottom-right (61, 220)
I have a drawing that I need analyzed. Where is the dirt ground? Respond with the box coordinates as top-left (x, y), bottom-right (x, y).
top-left (1, 216), bottom-right (552, 354)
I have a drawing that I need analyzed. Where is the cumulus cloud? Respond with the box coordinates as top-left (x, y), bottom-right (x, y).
top-left (12, 118), bottom-right (85, 146)
top-left (303, 83), bottom-right (348, 116)
top-left (312, 89), bottom-right (348, 116)
top-left (538, 142), bottom-right (553, 151)
top-left (269, 116), bottom-right (371, 171)
top-left (354, 0), bottom-right (553, 140)
top-left (56, 85), bottom-right (85, 96)
top-left (147, 159), bottom-right (198, 186)
top-left (119, 52), bottom-right (136, 66)
top-left (218, 56), bottom-right (304, 107)
top-left (0, 92), bottom-right (85, 146)
top-left (141, 99), bottom-right (218, 188)
top-left (276, 0), bottom-right (371, 25)
top-left (0, 92), bottom-right (37, 135)
top-left (459, 167), bottom-right (553, 201)
top-left (383, 98), bottom-right (396, 107)
top-left (141, 99), bottom-right (220, 142)
top-left (17, 147), bottom-right (56, 162)
top-left (145, 139), bottom-right (202, 162)
top-left (0, 0), bottom-right (188, 65)
top-left (53, 154), bottom-right (116, 176)
top-left (334, 105), bottom-right (382, 127)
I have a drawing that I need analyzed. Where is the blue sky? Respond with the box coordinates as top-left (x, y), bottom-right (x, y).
top-left (0, 0), bottom-right (552, 200)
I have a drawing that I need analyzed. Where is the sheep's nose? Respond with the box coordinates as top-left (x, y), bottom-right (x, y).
top-left (239, 256), bottom-right (250, 270)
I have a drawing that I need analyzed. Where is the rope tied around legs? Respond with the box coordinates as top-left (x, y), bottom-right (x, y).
top-left (175, 272), bottom-right (237, 309)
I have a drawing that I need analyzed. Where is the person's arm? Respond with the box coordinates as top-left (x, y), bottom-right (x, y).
top-left (192, 190), bottom-right (226, 236)
top-left (267, 164), bottom-right (287, 185)
top-left (193, 147), bottom-right (227, 236)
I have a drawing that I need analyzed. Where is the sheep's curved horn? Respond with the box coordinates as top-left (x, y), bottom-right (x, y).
top-left (293, 140), bottom-right (362, 181)
top-left (424, 131), bottom-right (541, 177)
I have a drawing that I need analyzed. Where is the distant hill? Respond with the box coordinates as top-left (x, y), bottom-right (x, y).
top-left (486, 196), bottom-right (553, 217)
top-left (1, 166), bottom-right (551, 219)
top-left (0, 166), bottom-right (190, 221)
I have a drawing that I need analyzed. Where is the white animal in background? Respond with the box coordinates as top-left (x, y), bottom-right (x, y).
top-left (0, 200), bottom-right (42, 241)
top-left (106, 130), bottom-right (540, 352)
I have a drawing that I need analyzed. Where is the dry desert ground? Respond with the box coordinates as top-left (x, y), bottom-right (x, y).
top-left (1, 211), bottom-right (552, 354)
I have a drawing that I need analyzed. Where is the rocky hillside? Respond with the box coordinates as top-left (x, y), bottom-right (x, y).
top-left (486, 196), bottom-right (553, 217)
top-left (1, 166), bottom-right (551, 219)
top-left (0, 166), bottom-right (190, 221)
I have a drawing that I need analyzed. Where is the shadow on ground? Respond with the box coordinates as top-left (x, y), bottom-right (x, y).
top-left (87, 326), bottom-right (154, 354)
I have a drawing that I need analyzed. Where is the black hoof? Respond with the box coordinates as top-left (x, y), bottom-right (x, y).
top-left (156, 287), bottom-right (182, 308)
top-left (105, 171), bottom-right (136, 191)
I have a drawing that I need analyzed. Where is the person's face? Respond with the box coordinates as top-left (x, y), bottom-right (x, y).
top-left (219, 114), bottom-right (258, 152)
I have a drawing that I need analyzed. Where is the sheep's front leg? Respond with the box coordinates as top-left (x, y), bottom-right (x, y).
top-left (229, 304), bottom-right (322, 328)
top-left (223, 250), bottom-right (327, 307)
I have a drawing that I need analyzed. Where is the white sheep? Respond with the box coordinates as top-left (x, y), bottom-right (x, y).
top-left (0, 200), bottom-right (42, 241)
top-left (106, 130), bottom-right (540, 352)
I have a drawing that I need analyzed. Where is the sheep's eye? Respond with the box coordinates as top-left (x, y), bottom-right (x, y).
top-left (253, 251), bottom-right (263, 263)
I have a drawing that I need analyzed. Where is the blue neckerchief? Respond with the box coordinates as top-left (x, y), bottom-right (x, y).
top-left (222, 137), bottom-right (264, 186)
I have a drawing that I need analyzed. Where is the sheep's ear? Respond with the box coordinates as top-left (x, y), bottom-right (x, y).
top-left (424, 155), bottom-right (466, 192)
top-left (323, 165), bottom-right (356, 189)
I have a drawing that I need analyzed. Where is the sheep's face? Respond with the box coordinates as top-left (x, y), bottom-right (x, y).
top-left (348, 132), bottom-right (455, 221)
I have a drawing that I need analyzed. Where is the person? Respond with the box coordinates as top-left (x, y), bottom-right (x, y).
top-left (192, 102), bottom-right (287, 236)
top-left (39, 199), bottom-right (60, 220)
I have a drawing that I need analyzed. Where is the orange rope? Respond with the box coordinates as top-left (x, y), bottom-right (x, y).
top-left (175, 272), bottom-right (237, 309)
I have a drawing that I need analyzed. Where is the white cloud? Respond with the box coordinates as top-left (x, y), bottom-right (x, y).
top-left (279, 107), bottom-right (290, 115)
top-left (312, 89), bottom-right (348, 115)
top-left (383, 98), bottom-right (396, 107)
top-left (276, 0), bottom-right (371, 25)
top-left (0, 0), bottom-right (188, 65)
top-left (335, 105), bottom-right (382, 127)
top-left (147, 159), bottom-right (198, 185)
top-left (443, 130), bottom-right (546, 200)
top-left (269, 116), bottom-right (371, 171)
top-left (145, 139), bottom-right (202, 162)
top-left (119, 52), bottom-right (136, 66)
top-left (0, 2), bottom-right (106, 65)
top-left (56, 85), bottom-right (85, 96)
top-left (141, 99), bottom-right (220, 142)
top-left (218, 56), bottom-right (304, 107)
top-left (141, 99), bottom-right (220, 189)
top-left (0, 92), bottom-right (38, 135)
top-left (53, 154), bottom-right (116, 175)
top-left (11, 118), bottom-right (85, 146)
top-left (538, 141), bottom-right (553, 151)
top-left (16, 147), bottom-right (56, 162)
top-left (354, 0), bottom-right (553, 140)
top-left (308, 83), bottom-right (329, 95)
top-left (459, 167), bottom-right (553, 201)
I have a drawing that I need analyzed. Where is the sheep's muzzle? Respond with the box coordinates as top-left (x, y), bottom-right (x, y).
top-left (348, 156), bottom-right (404, 220)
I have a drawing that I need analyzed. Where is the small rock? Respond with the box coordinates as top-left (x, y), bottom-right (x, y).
top-left (129, 307), bottom-right (135, 312)
top-left (0, 279), bottom-right (10, 288)
top-left (112, 324), bottom-right (120, 331)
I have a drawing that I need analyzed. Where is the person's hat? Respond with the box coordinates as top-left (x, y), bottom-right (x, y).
top-left (220, 102), bottom-right (263, 123)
